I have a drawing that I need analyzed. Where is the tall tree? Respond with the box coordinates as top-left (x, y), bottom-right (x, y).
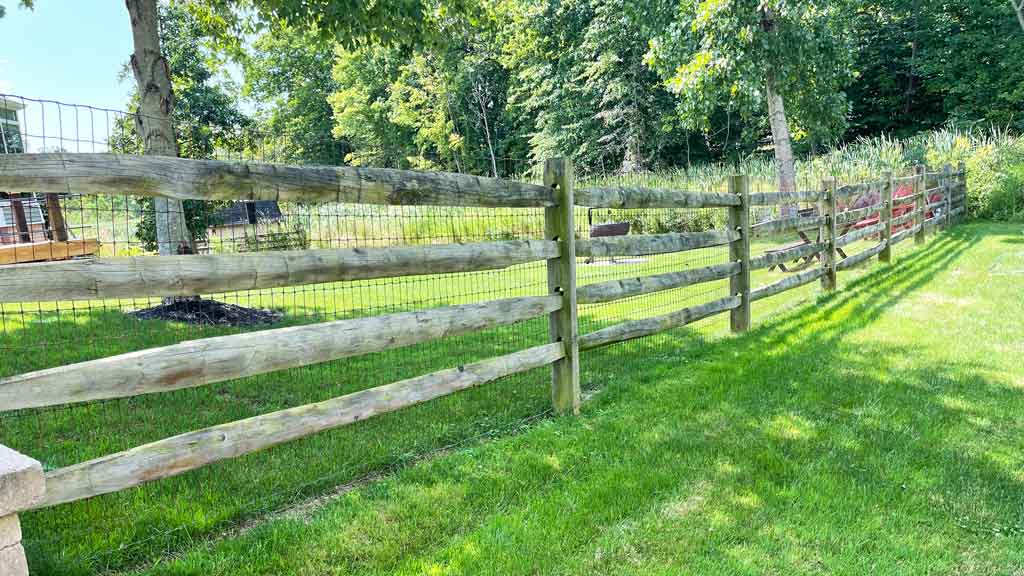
top-left (647, 0), bottom-right (852, 192)
top-left (126, 0), bottom-right (195, 255)
top-left (500, 0), bottom-right (684, 173)
top-left (116, 2), bottom-right (249, 253)
top-left (243, 26), bottom-right (349, 165)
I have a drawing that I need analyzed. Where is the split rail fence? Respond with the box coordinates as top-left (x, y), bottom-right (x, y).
top-left (0, 153), bottom-right (967, 569)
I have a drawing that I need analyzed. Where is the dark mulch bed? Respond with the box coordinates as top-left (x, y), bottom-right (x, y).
top-left (131, 298), bottom-right (283, 327)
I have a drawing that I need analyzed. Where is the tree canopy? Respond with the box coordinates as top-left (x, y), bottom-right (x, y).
top-left (98, 0), bottom-right (1024, 177)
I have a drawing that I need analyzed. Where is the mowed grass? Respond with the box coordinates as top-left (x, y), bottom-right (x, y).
top-left (109, 221), bottom-right (1024, 575)
top-left (5, 225), bottom-right (944, 574)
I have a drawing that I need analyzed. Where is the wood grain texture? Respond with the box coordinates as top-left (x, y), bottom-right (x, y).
top-left (891, 211), bottom-right (917, 227)
top-left (879, 172), bottom-right (894, 263)
top-left (836, 242), bottom-right (887, 271)
top-left (577, 262), bottom-right (740, 304)
top-left (749, 242), bottom-right (825, 271)
top-left (0, 239), bottom-right (100, 265)
top-left (835, 222), bottom-right (884, 249)
top-left (748, 190), bottom-right (824, 206)
top-left (750, 215), bottom-right (824, 237)
top-left (0, 240), bottom-right (558, 303)
top-left (834, 202), bottom-right (884, 226)
top-left (0, 153), bottom-right (554, 207)
top-left (544, 159), bottom-right (580, 415)
top-left (35, 342), bottom-right (565, 508)
top-left (579, 295), bottom-right (740, 351)
top-left (728, 175), bottom-right (751, 333)
top-left (576, 229), bottom-right (739, 258)
top-left (750, 267), bottom-right (824, 302)
top-left (914, 166), bottom-right (926, 245)
top-left (890, 224), bottom-right (922, 246)
top-left (0, 295), bottom-right (561, 411)
top-left (821, 179), bottom-right (838, 292)
top-left (835, 181), bottom-right (881, 199)
top-left (575, 186), bottom-right (740, 208)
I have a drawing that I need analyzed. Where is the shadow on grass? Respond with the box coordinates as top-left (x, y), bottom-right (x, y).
top-left (118, 226), bottom-right (1024, 575)
top-left (9, 227), bottom-right (994, 575)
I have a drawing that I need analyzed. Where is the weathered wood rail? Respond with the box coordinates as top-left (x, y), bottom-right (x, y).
top-left (0, 240), bottom-right (559, 303)
top-left (0, 153), bottom-right (967, 520)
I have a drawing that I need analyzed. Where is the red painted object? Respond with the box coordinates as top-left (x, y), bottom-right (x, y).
top-left (846, 184), bottom-right (941, 231)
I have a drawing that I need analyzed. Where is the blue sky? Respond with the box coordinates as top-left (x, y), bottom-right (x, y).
top-left (1, 1), bottom-right (135, 108)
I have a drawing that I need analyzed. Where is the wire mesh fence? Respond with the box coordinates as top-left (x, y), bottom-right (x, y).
top-left (0, 93), bottom-right (932, 574)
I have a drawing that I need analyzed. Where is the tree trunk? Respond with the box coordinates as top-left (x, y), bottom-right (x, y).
top-left (1014, 0), bottom-right (1024, 32)
top-left (766, 77), bottom-right (798, 215)
top-left (474, 87), bottom-right (498, 178)
top-left (126, 0), bottom-right (194, 256)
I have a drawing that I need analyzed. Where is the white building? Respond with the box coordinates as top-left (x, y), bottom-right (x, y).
top-left (0, 99), bottom-right (25, 154)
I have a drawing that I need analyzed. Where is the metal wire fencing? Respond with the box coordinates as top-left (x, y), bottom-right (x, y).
top-left (0, 94), bottom-right (913, 574)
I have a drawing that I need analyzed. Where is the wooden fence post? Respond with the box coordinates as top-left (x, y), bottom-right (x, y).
top-left (544, 158), bottom-right (580, 415)
top-left (727, 175), bottom-right (751, 332)
top-left (821, 178), bottom-right (837, 291)
top-left (957, 161), bottom-right (967, 223)
top-left (942, 164), bottom-right (953, 229)
top-left (921, 163), bottom-right (929, 241)
top-left (880, 171), bottom-right (894, 263)
top-left (9, 195), bottom-right (31, 243)
top-left (44, 193), bottom-right (69, 242)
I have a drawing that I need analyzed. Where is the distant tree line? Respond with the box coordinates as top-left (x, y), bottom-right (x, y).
top-left (123, 0), bottom-right (1024, 181)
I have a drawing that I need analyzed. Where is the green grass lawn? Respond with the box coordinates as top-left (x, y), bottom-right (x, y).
top-left (3, 221), bottom-right (975, 575)
top-left (106, 221), bottom-right (1024, 575)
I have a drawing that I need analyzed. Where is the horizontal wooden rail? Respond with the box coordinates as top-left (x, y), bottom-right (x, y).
top-left (890, 224), bottom-right (921, 246)
top-left (0, 239), bottom-right (100, 266)
top-left (748, 190), bottom-right (823, 206)
top-left (575, 187), bottom-right (739, 208)
top-left (835, 222), bottom-right (884, 249)
top-left (0, 240), bottom-right (558, 303)
top-left (836, 242), bottom-right (887, 271)
top-left (835, 182), bottom-right (876, 198)
top-left (749, 242), bottom-right (824, 271)
top-left (576, 229), bottom-right (738, 258)
top-left (891, 211), bottom-right (917, 227)
top-left (750, 215), bottom-right (825, 237)
top-left (923, 216), bottom-right (942, 229)
top-left (577, 262), bottom-right (739, 305)
top-left (0, 295), bottom-right (560, 411)
top-left (0, 153), bottom-right (554, 207)
top-left (579, 295), bottom-right (739, 351)
top-left (834, 202), bottom-right (883, 226)
top-left (750, 268), bottom-right (824, 302)
top-left (926, 199), bottom-right (945, 212)
top-left (35, 341), bottom-right (564, 508)
top-left (950, 206), bottom-right (965, 217)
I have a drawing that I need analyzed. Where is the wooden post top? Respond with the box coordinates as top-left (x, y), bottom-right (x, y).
top-left (0, 444), bottom-right (45, 517)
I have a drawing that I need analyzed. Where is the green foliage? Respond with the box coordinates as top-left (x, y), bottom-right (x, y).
top-left (961, 140), bottom-right (1024, 220)
top-left (187, 0), bottom-right (472, 51)
top-left (243, 25), bottom-right (349, 165)
top-left (0, 1), bottom-right (34, 20)
top-left (844, 0), bottom-right (1024, 136)
top-left (646, 0), bottom-right (853, 148)
top-left (242, 222), bottom-right (311, 252)
top-left (119, 2), bottom-right (250, 252)
top-left (24, 222), bottom-right (1024, 575)
top-left (134, 197), bottom-right (230, 253)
